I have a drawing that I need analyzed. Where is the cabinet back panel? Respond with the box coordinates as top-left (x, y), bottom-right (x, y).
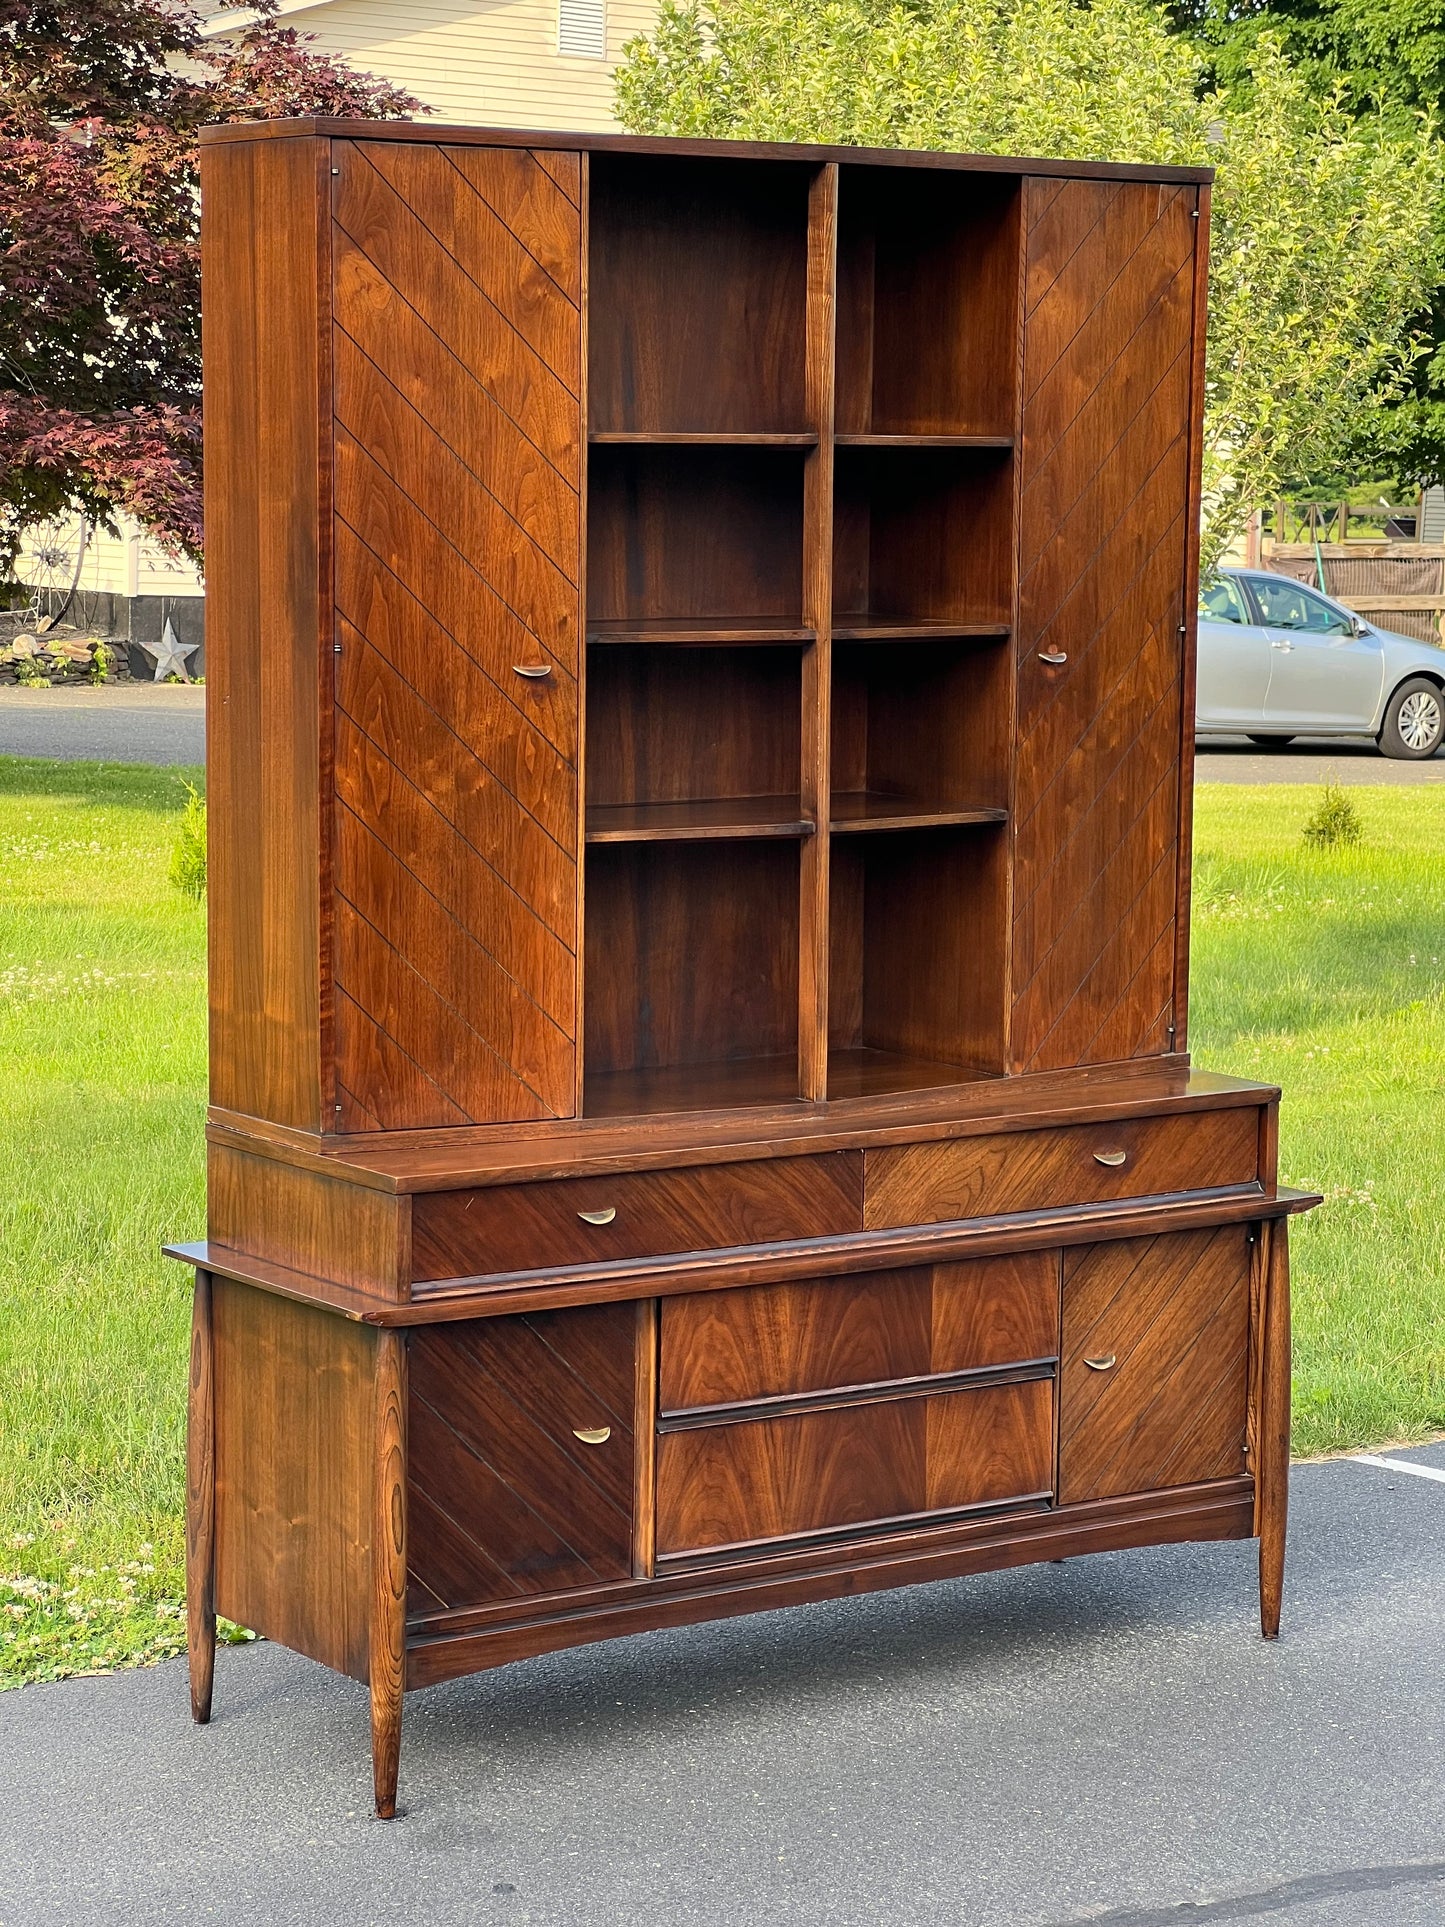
top-left (588, 445), bottom-right (806, 623)
top-left (587, 646), bottom-right (802, 807)
top-left (833, 449), bottom-right (1013, 627)
top-left (588, 155), bottom-right (810, 433)
top-left (1011, 177), bottom-right (1198, 1072)
top-left (585, 840), bottom-right (800, 1074)
top-left (829, 828), bottom-right (1007, 1067)
top-left (328, 139), bottom-right (584, 1128)
top-left (837, 169), bottom-right (1021, 437)
top-left (831, 640), bottom-right (1011, 810)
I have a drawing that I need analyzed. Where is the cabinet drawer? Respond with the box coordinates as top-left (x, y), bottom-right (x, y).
top-left (410, 1152), bottom-right (863, 1282)
top-left (656, 1377), bottom-right (1054, 1559)
top-left (863, 1107), bottom-right (1259, 1230)
top-left (660, 1251), bottom-right (1059, 1414)
top-left (1059, 1225), bottom-right (1251, 1504)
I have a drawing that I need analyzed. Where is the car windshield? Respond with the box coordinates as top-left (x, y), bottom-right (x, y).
top-left (1248, 577), bottom-right (1353, 635)
top-left (1200, 576), bottom-right (1250, 624)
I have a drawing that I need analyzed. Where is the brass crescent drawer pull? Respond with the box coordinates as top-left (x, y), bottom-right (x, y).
top-left (1084, 1354), bottom-right (1117, 1372)
top-left (572, 1426), bottom-right (612, 1446)
top-left (513, 662), bottom-right (553, 680)
top-left (1093, 1148), bottom-right (1128, 1167)
top-left (576, 1206), bottom-right (617, 1225)
top-left (1038, 650), bottom-right (1068, 666)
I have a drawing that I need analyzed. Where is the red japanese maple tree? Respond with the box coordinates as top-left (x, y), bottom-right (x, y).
top-left (0, 0), bottom-right (421, 573)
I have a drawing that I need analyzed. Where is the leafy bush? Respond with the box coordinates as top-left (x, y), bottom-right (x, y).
top-left (168, 783), bottom-right (206, 900)
top-left (1303, 781), bottom-right (1364, 850)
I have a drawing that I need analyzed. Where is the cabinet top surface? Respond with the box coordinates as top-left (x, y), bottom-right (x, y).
top-left (208, 1069), bottom-right (1278, 1194)
top-left (198, 117), bottom-right (1214, 185)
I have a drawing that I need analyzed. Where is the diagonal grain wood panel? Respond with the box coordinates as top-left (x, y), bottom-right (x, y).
top-left (334, 232), bottom-right (578, 575)
top-left (333, 527), bottom-right (575, 844)
top-left (1059, 1227), bottom-right (1251, 1504)
top-left (334, 435), bottom-right (578, 748)
top-left (334, 141), bottom-right (580, 468)
top-left (1011, 178), bottom-right (1199, 1072)
top-left (329, 143), bottom-right (583, 1130)
top-left (333, 712), bottom-right (576, 1033)
top-left (407, 1307), bottom-right (636, 1614)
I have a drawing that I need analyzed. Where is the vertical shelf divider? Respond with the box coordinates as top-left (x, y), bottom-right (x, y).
top-left (1000, 178), bottom-right (1028, 1078)
top-left (799, 162), bottom-right (839, 1103)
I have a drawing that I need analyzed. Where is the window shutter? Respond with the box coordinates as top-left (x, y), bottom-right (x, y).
top-left (558, 0), bottom-right (606, 58)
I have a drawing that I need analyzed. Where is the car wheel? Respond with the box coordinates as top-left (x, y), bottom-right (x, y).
top-left (1246, 734), bottom-right (1296, 747)
top-left (1378, 678), bottom-right (1445, 759)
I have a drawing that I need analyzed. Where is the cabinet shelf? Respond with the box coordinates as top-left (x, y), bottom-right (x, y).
top-left (587, 797), bottom-right (815, 843)
top-left (830, 793), bottom-right (1007, 834)
top-left (588, 617), bottom-right (815, 646)
top-left (831, 618), bottom-right (1010, 642)
top-left (834, 434), bottom-right (1013, 450)
top-left (585, 1054), bottom-right (804, 1119)
top-left (590, 430), bottom-right (819, 447)
top-left (826, 1048), bottom-right (998, 1100)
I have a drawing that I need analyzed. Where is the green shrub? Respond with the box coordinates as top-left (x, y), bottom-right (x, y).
top-left (1302, 781), bottom-right (1363, 850)
top-left (167, 783), bottom-right (206, 901)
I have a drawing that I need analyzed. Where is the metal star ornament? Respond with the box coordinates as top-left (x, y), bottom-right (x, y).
top-left (141, 617), bottom-right (199, 683)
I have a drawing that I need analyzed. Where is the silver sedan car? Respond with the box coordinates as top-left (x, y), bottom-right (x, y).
top-left (1197, 567), bottom-right (1445, 759)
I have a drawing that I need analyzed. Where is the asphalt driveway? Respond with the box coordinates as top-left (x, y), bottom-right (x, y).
top-left (2, 1445), bottom-right (1441, 1927)
top-left (0, 685), bottom-right (205, 766)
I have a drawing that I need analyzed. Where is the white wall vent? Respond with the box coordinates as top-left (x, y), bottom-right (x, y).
top-left (558, 0), bottom-right (606, 59)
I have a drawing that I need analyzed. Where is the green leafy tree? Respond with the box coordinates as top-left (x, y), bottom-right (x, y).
top-left (1171, 0), bottom-right (1445, 491)
top-left (0, 0), bottom-right (421, 575)
top-left (617, 0), bottom-right (1444, 564)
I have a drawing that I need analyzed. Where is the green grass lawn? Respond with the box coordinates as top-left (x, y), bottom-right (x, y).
top-left (0, 759), bottom-right (1442, 1687)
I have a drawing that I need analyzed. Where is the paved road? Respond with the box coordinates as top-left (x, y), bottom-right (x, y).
top-left (1195, 737), bottom-right (1445, 783)
top-left (2, 1445), bottom-right (1441, 1927)
top-left (0, 685), bottom-right (205, 766)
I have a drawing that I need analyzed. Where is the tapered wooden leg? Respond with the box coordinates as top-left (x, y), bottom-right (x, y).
top-left (1257, 1226), bottom-right (1291, 1640)
top-left (370, 1329), bottom-right (408, 1818)
top-left (186, 1269), bottom-right (216, 1724)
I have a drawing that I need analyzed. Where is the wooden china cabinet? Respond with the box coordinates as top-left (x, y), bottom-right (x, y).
top-left (171, 120), bottom-right (1317, 1817)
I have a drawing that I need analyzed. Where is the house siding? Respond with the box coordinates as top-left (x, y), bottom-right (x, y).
top-left (253, 0), bottom-right (660, 131)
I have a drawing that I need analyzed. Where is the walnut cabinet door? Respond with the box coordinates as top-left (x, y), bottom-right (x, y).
top-left (1058, 1225), bottom-right (1252, 1505)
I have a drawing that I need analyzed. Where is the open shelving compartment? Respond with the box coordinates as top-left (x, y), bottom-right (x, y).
top-left (581, 153), bottom-right (1022, 1116)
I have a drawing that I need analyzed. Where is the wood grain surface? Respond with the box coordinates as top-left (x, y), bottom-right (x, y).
top-left (587, 154), bottom-right (810, 434)
top-left (1011, 178), bottom-right (1201, 1072)
top-left (208, 1142), bottom-right (405, 1297)
top-left (406, 1304), bottom-right (637, 1611)
top-left (1058, 1225), bottom-right (1251, 1504)
top-left (201, 135), bottom-right (329, 1131)
top-left (1256, 1221), bottom-right (1291, 1637)
top-left (211, 1280), bottom-right (373, 1680)
top-left (185, 1270), bottom-right (216, 1724)
top-left (659, 1250), bottom-right (1058, 1411)
top-left (656, 1376), bottom-right (1053, 1557)
top-left (370, 1328), bottom-right (407, 1818)
top-left (330, 138), bottom-right (583, 1129)
top-left (864, 1104), bottom-right (1259, 1229)
top-left (411, 1152), bottom-right (863, 1281)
